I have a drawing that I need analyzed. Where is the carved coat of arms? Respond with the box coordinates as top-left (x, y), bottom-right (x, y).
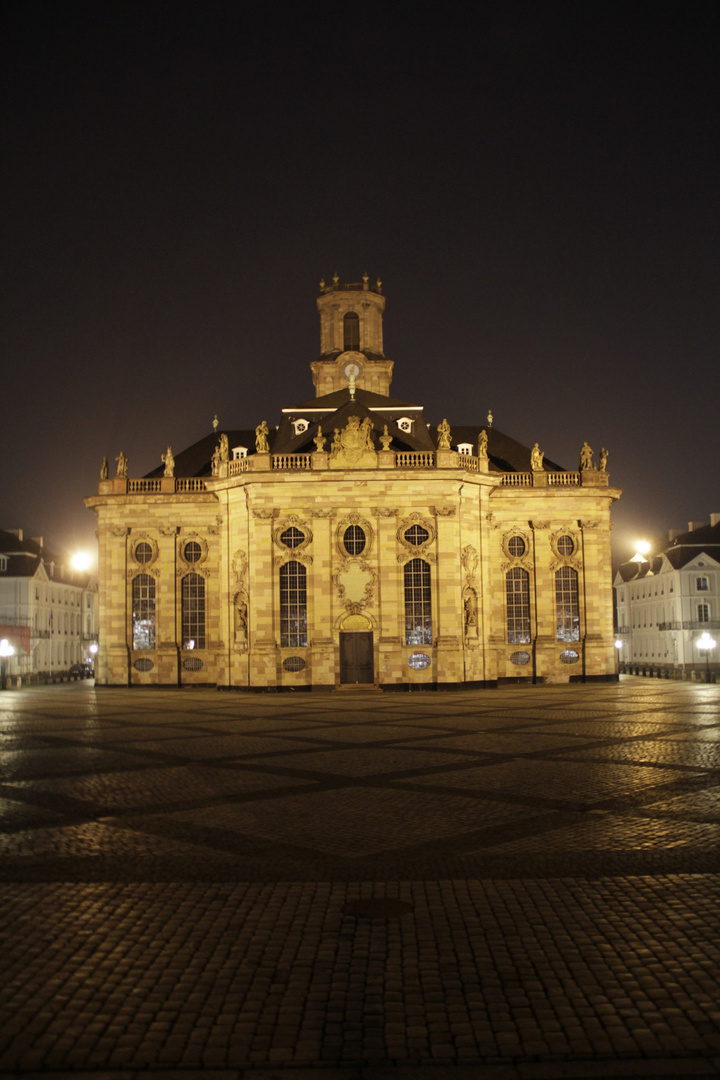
top-left (329, 416), bottom-right (378, 469)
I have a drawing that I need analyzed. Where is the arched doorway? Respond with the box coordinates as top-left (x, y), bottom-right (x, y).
top-left (339, 613), bottom-right (374, 685)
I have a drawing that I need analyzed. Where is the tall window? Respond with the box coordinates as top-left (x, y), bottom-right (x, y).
top-left (698, 603), bottom-right (710, 624)
top-left (182, 573), bottom-right (206, 649)
top-left (555, 567), bottom-right (580, 641)
top-left (343, 311), bottom-right (360, 351)
top-left (132, 574), bottom-right (156, 650)
top-left (697, 577), bottom-right (709, 591)
top-left (404, 558), bottom-right (432, 644)
top-left (506, 568), bottom-right (530, 643)
top-left (280, 561), bottom-right (307, 647)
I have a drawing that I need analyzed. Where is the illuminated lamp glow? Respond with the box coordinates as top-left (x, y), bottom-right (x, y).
top-left (71, 552), bottom-right (92, 572)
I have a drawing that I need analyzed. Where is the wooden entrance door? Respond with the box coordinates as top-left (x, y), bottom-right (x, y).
top-left (339, 632), bottom-right (374, 684)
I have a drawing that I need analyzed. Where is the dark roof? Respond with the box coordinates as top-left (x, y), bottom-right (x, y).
top-left (143, 389), bottom-right (571, 477)
top-left (0, 529), bottom-right (44, 557)
top-left (449, 426), bottom-right (565, 473)
top-left (616, 557), bottom-right (662, 583)
top-left (286, 387), bottom-right (424, 413)
top-left (663, 521), bottom-right (720, 570)
top-left (0, 529), bottom-right (92, 586)
top-left (145, 430), bottom-right (259, 479)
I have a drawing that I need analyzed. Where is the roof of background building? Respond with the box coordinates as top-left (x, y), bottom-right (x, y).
top-left (0, 529), bottom-right (93, 586)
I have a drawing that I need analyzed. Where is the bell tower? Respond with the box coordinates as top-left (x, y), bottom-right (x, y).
top-left (311, 274), bottom-right (394, 397)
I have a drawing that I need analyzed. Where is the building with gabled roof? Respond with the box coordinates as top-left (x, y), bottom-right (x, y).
top-left (0, 529), bottom-right (98, 679)
top-left (614, 516), bottom-right (720, 677)
top-left (85, 278), bottom-right (620, 689)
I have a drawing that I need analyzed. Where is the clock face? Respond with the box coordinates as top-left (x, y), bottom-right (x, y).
top-left (344, 361), bottom-right (362, 380)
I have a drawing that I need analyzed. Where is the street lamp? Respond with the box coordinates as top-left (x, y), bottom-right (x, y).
top-left (614, 638), bottom-right (624, 676)
top-left (89, 642), bottom-right (98, 674)
top-left (696, 631), bottom-right (716, 683)
top-left (0, 638), bottom-right (15, 690)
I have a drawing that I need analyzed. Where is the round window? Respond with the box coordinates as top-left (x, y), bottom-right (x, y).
top-left (510, 651), bottom-right (531, 665)
top-left (343, 525), bottom-right (366, 555)
top-left (557, 535), bottom-right (574, 557)
top-left (408, 653), bottom-right (431, 670)
top-left (133, 657), bottom-right (154, 672)
top-left (405, 524), bottom-right (430, 547)
top-left (135, 542), bottom-right (153, 565)
top-left (184, 541), bottom-right (202, 563)
top-left (183, 657), bottom-right (204, 671)
top-left (283, 656), bottom-right (306, 672)
top-left (508, 536), bottom-right (526, 558)
top-left (280, 527), bottom-right (304, 549)
top-left (559, 649), bottom-right (580, 664)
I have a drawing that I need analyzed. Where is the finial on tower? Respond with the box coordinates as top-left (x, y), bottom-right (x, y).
top-left (487, 409), bottom-right (493, 428)
top-left (333, 272), bottom-right (339, 285)
top-left (213, 414), bottom-right (219, 433)
top-left (319, 277), bottom-right (325, 289)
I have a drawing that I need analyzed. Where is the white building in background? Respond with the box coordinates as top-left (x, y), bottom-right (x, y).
top-left (614, 515), bottom-right (720, 677)
top-left (0, 529), bottom-right (98, 680)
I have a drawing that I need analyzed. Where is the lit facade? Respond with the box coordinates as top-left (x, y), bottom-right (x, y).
top-left (0, 529), bottom-right (98, 678)
top-left (614, 517), bottom-right (720, 677)
top-left (86, 279), bottom-right (620, 689)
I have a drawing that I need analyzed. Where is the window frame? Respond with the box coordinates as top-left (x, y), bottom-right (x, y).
top-left (280, 561), bottom-right (308, 648)
top-left (506, 567), bottom-right (531, 644)
top-left (404, 558), bottom-right (432, 645)
top-left (131, 574), bottom-right (156, 651)
top-left (181, 572), bottom-right (206, 650)
top-left (555, 566), bottom-right (580, 642)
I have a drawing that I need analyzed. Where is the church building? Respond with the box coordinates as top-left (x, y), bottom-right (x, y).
top-left (85, 277), bottom-right (620, 689)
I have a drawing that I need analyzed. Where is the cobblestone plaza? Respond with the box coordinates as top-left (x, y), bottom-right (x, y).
top-left (1, 678), bottom-right (718, 1078)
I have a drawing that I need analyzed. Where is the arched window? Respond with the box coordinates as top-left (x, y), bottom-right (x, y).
top-left (343, 311), bottom-right (360, 351)
top-left (182, 573), bottom-right (206, 649)
top-left (280, 562), bottom-right (307, 647)
top-left (506, 568), bottom-right (530, 643)
top-left (555, 567), bottom-right (580, 642)
top-left (132, 574), bottom-right (156, 650)
top-left (404, 558), bottom-right (432, 645)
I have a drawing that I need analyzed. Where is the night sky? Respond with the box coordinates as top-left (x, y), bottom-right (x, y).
top-left (2, 2), bottom-right (718, 564)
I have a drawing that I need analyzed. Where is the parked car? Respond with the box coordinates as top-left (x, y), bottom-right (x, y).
top-left (69, 663), bottom-right (93, 679)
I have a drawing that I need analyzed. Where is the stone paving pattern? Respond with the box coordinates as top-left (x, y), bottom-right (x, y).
top-left (1, 678), bottom-right (719, 1077)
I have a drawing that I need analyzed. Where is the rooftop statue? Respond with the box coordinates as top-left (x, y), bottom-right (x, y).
top-left (115, 451), bottom-right (128, 478)
top-left (580, 441), bottom-right (594, 470)
top-left (531, 442), bottom-right (544, 471)
top-left (478, 429), bottom-right (488, 459)
top-left (437, 418), bottom-right (452, 449)
top-left (162, 446), bottom-right (175, 477)
top-left (219, 433), bottom-right (229, 461)
top-left (255, 421), bottom-right (269, 453)
top-left (600, 447), bottom-right (608, 472)
top-left (100, 456), bottom-right (108, 480)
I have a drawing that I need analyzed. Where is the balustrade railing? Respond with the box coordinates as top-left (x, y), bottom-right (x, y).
top-left (128, 479), bottom-right (162, 493)
top-left (272, 454), bottom-right (311, 470)
top-left (175, 478), bottom-right (207, 491)
top-left (658, 619), bottom-right (720, 631)
top-left (395, 451), bottom-right (436, 468)
top-left (500, 472), bottom-right (532, 486)
top-left (115, 459), bottom-right (599, 487)
top-left (548, 471), bottom-right (581, 486)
